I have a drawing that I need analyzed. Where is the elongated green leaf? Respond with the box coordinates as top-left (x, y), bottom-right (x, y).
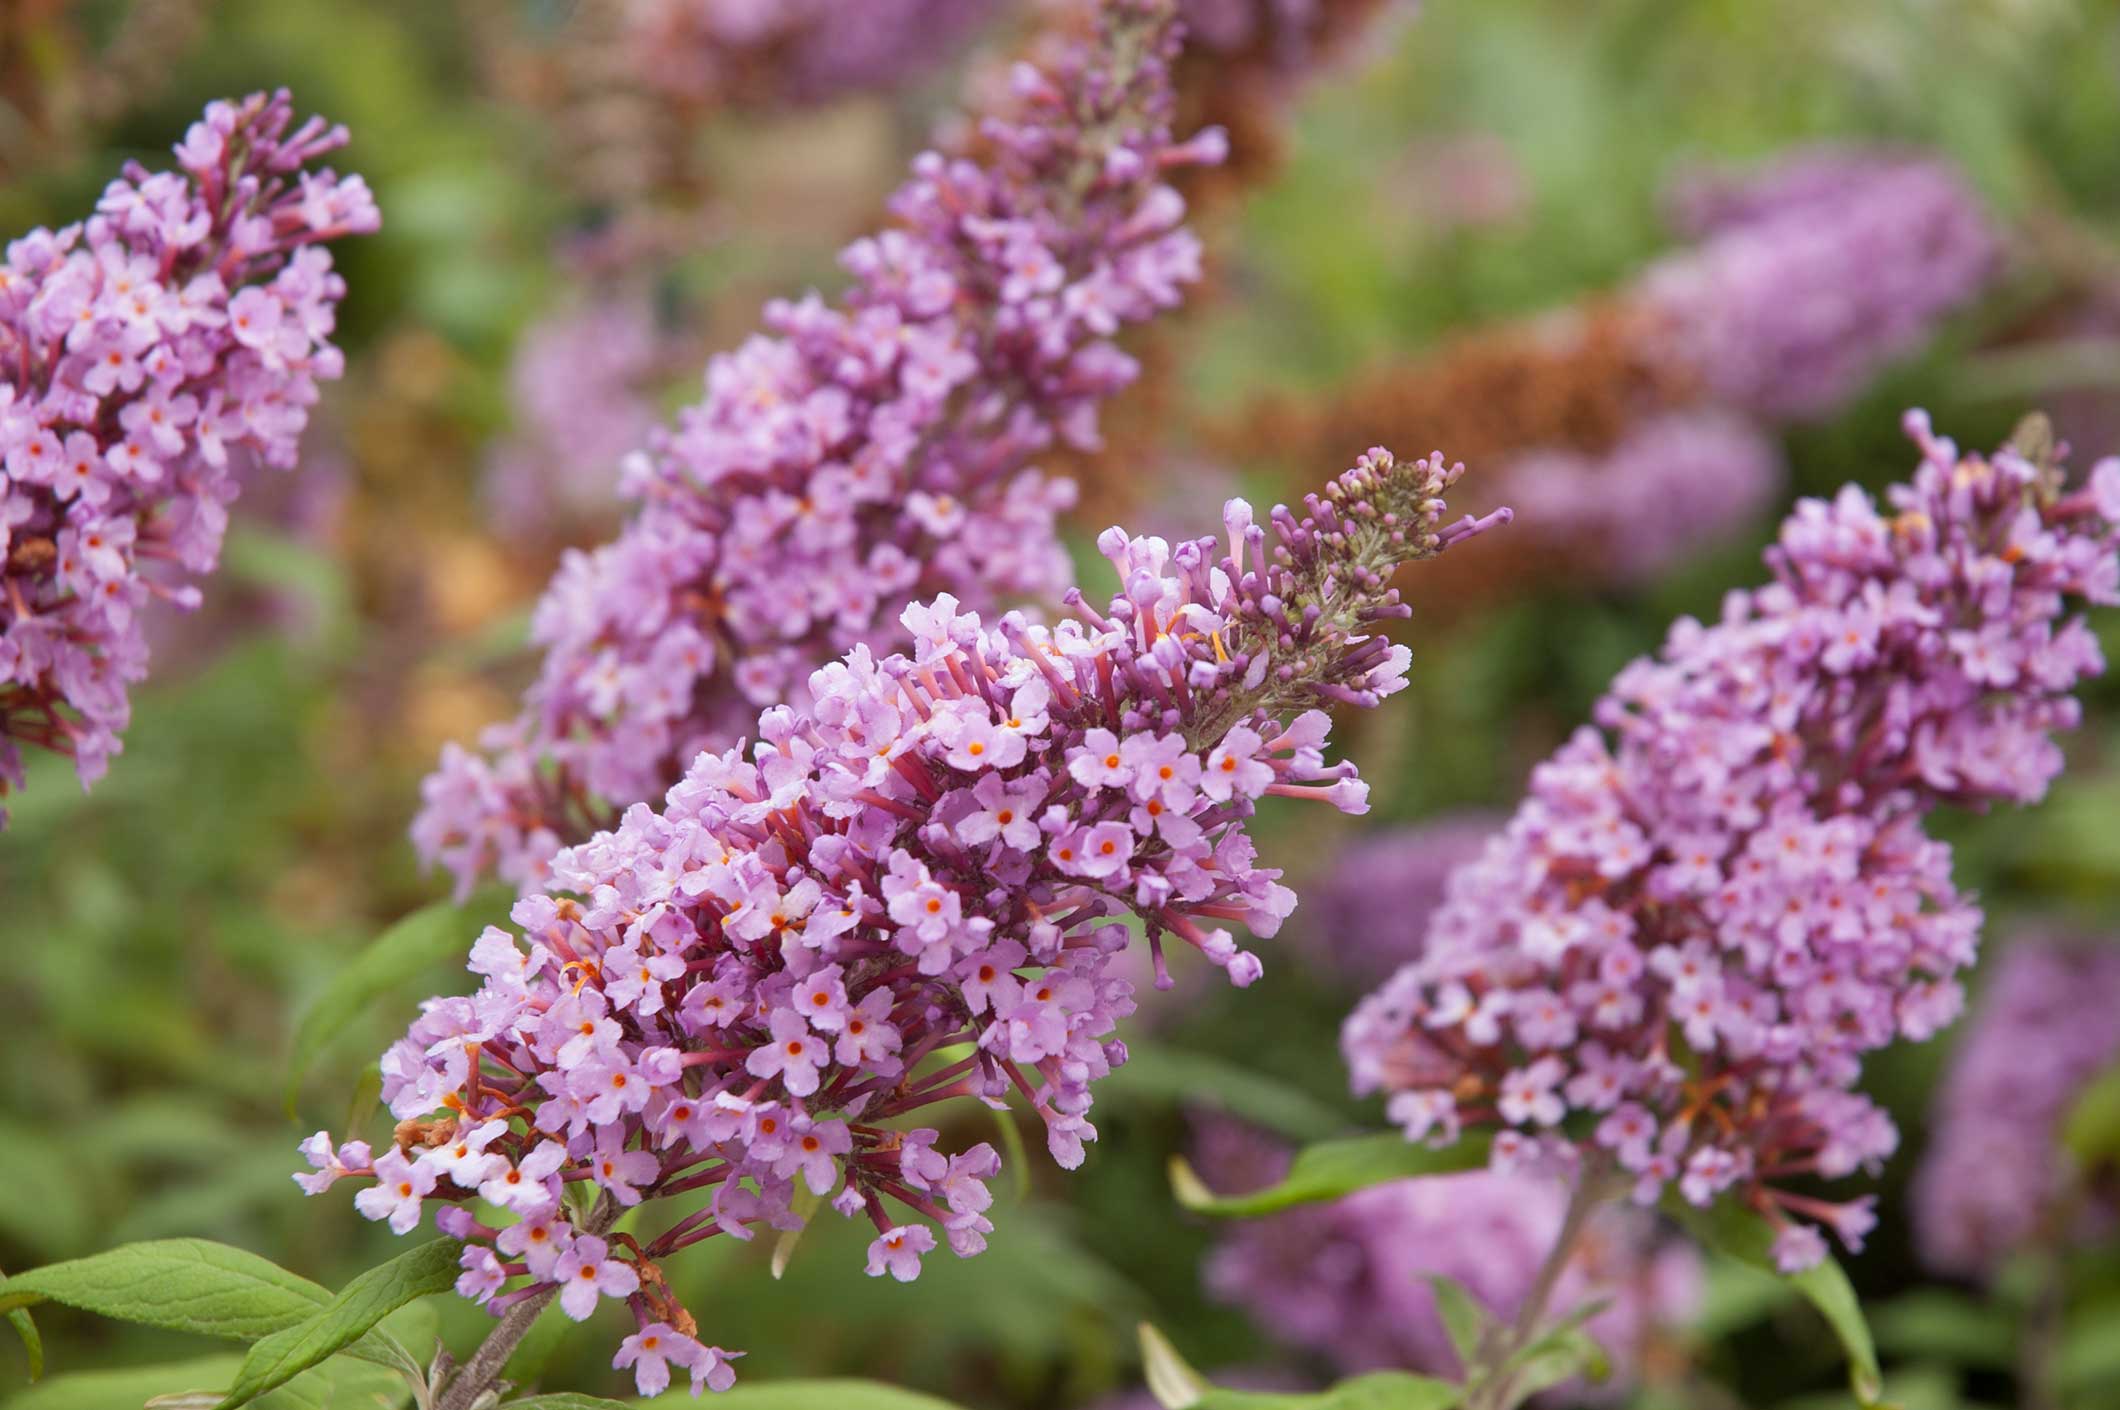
top-left (1170, 1131), bottom-right (1492, 1217)
top-left (771, 1189), bottom-right (824, 1280)
top-left (1493, 1344), bottom-right (1590, 1410)
top-left (17, 1355), bottom-right (402, 1410)
top-left (0, 1241), bottom-right (330, 1340)
top-left (1197, 1373), bottom-right (1461, 1409)
top-left (1424, 1275), bottom-right (1486, 1369)
top-left (1104, 1044), bottom-right (1348, 1140)
top-left (1668, 1199), bottom-right (1884, 1408)
top-left (217, 1238), bottom-right (461, 1408)
top-left (286, 893), bottom-right (507, 1112)
top-left (501, 1398), bottom-right (637, 1409)
top-left (1140, 1322), bottom-right (1213, 1409)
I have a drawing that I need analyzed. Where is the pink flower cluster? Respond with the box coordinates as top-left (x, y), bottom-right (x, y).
top-left (0, 90), bottom-right (376, 819)
top-left (304, 448), bottom-right (1506, 1396)
top-left (1343, 413), bottom-right (2120, 1272)
top-left (1913, 936), bottom-right (2120, 1279)
top-left (1194, 1118), bottom-right (1699, 1394)
top-left (415, 0), bottom-right (1227, 895)
top-left (1643, 149), bottom-right (1999, 419)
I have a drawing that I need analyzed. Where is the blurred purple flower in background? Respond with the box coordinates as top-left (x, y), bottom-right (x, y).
top-left (623, 0), bottom-right (1001, 108)
top-left (1195, 1116), bottom-right (1699, 1392)
top-left (482, 293), bottom-right (672, 538)
top-left (1298, 812), bottom-right (1503, 987)
top-left (1914, 936), bottom-right (2120, 1279)
top-left (1644, 149), bottom-right (2000, 420)
top-left (1499, 411), bottom-right (1782, 584)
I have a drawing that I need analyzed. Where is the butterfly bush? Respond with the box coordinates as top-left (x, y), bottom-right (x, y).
top-left (1343, 413), bottom-right (2120, 1273)
top-left (302, 447), bottom-right (1508, 1396)
top-left (0, 90), bottom-right (376, 821)
top-left (623, 0), bottom-right (998, 108)
top-left (415, 0), bottom-right (1228, 895)
top-left (1193, 1118), bottom-right (1699, 1393)
top-left (1642, 150), bottom-right (1999, 420)
top-left (1913, 937), bottom-right (2120, 1279)
top-left (1499, 411), bottom-right (1782, 585)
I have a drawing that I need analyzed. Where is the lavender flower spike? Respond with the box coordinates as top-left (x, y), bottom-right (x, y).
top-left (0, 90), bottom-right (378, 820)
top-left (415, 0), bottom-right (1230, 897)
top-left (1344, 412), bottom-right (2120, 1272)
top-left (302, 447), bottom-right (1506, 1398)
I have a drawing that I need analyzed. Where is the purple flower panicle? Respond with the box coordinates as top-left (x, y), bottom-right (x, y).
top-left (306, 447), bottom-right (1507, 1396)
top-left (0, 90), bottom-right (377, 819)
top-left (415, 0), bottom-right (1231, 895)
top-left (1913, 937), bottom-right (2120, 1279)
top-left (1643, 150), bottom-right (1998, 419)
top-left (1343, 413), bottom-right (2120, 1272)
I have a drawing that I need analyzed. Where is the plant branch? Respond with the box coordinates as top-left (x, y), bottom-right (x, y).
top-left (434, 1196), bottom-right (618, 1410)
top-left (1462, 1160), bottom-right (1619, 1410)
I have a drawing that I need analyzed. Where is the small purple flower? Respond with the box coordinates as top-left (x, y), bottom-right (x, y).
top-left (454, 1246), bottom-right (506, 1305)
top-left (864, 1224), bottom-right (936, 1283)
top-left (352, 1147), bottom-right (435, 1235)
top-left (554, 1234), bottom-right (641, 1321)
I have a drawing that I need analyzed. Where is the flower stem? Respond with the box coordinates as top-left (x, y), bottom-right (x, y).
top-left (434, 1197), bottom-right (618, 1410)
top-left (1462, 1163), bottom-right (1617, 1410)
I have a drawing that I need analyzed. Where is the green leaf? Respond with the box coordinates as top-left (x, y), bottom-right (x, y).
top-left (1140, 1322), bottom-right (1214, 1409)
top-left (1501, 1294), bottom-right (1611, 1375)
top-left (0, 1241), bottom-right (332, 1341)
top-left (1103, 1043), bottom-right (1348, 1140)
top-left (285, 893), bottom-right (506, 1113)
top-left (1493, 1345), bottom-right (1589, 1410)
top-left (502, 1398), bottom-right (637, 1409)
top-left (2061, 1063), bottom-right (2120, 1168)
top-left (771, 1188), bottom-right (824, 1280)
top-left (216, 1238), bottom-right (462, 1407)
top-left (1170, 1131), bottom-right (1492, 1217)
top-left (16, 1356), bottom-right (404, 1410)
top-left (1195, 1373), bottom-right (1461, 1409)
top-left (1668, 1199), bottom-right (1885, 1408)
top-left (1424, 1274), bottom-right (1486, 1369)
